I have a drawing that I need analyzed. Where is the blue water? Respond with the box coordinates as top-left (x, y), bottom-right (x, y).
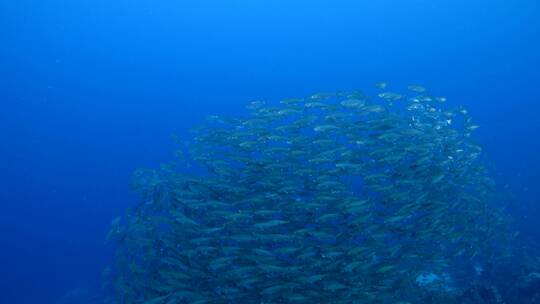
top-left (0, 1), bottom-right (538, 303)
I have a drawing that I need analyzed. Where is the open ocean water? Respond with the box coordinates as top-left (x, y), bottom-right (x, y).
top-left (0, 1), bottom-right (539, 303)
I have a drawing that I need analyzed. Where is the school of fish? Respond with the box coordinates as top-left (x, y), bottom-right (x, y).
top-left (106, 83), bottom-right (515, 303)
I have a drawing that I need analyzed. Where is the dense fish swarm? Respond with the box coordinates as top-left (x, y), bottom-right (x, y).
top-left (107, 85), bottom-right (515, 303)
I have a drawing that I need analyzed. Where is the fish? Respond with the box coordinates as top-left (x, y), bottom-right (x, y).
top-left (340, 98), bottom-right (365, 108)
top-left (111, 84), bottom-right (513, 304)
top-left (375, 81), bottom-right (388, 89)
top-left (314, 124), bottom-right (339, 132)
top-left (254, 220), bottom-right (289, 229)
top-left (378, 92), bottom-right (403, 101)
top-left (407, 85), bottom-right (427, 93)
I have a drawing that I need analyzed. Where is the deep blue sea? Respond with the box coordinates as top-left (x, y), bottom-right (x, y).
top-left (1, 1), bottom-right (539, 303)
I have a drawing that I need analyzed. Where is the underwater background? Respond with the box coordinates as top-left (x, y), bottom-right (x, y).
top-left (0, 0), bottom-right (539, 303)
